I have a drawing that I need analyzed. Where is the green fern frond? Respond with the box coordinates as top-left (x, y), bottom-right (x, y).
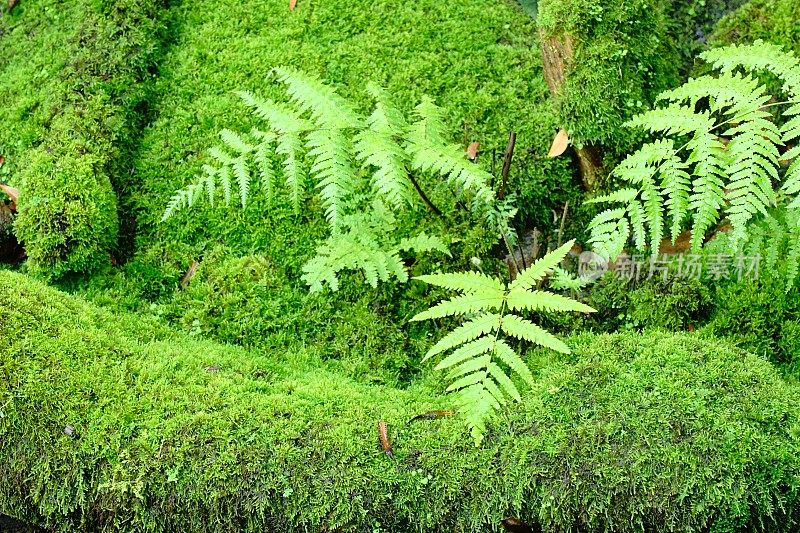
top-left (306, 129), bottom-right (357, 230)
top-left (407, 97), bottom-right (496, 205)
top-left (411, 240), bottom-right (595, 445)
top-left (354, 87), bottom-right (414, 209)
top-left (271, 67), bottom-right (364, 129)
top-left (397, 233), bottom-right (451, 256)
top-left (700, 40), bottom-right (800, 96)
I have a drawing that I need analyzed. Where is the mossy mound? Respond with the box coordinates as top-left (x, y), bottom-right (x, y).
top-left (710, 0), bottom-right (800, 54)
top-left (2, 271), bottom-right (800, 532)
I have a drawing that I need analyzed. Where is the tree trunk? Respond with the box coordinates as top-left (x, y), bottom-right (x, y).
top-left (539, 29), bottom-right (605, 191)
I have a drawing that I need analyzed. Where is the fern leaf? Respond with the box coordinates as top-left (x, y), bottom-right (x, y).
top-left (493, 339), bottom-right (535, 388)
top-left (422, 313), bottom-right (502, 361)
top-left (509, 240), bottom-right (574, 292)
top-left (507, 290), bottom-right (595, 313)
top-left (398, 233), bottom-right (451, 256)
top-left (500, 314), bottom-right (571, 354)
top-left (272, 67), bottom-right (363, 129)
top-left (487, 361), bottom-right (521, 402)
top-left (446, 354), bottom-right (492, 381)
top-left (436, 338), bottom-right (495, 371)
top-left (354, 85), bottom-right (414, 208)
top-left (412, 271), bottom-right (504, 295)
top-left (220, 129), bottom-right (254, 154)
top-left (407, 97), bottom-right (495, 205)
top-left (412, 293), bottom-right (505, 321)
top-left (306, 129), bottom-right (357, 230)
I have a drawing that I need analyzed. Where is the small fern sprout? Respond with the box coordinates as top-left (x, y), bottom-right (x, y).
top-left (411, 240), bottom-right (595, 445)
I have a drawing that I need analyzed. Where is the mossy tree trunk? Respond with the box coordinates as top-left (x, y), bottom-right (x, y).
top-left (539, 30), bottom-right (605, 191)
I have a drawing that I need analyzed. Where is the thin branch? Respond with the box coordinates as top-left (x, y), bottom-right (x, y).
top-left (498, 131), bottom-right (516, 200)
top-left (557, 201), bottom-right (569, 248)
top-left (407, 172), bottom-right (443, 218)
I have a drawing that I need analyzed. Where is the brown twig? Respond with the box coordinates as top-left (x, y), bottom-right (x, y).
top-left (556, 201), bottom-right (569, 248)
top-left (407, 173), bottom-right (443, 218)
top-left (498, 132), bottom-right (516, 200)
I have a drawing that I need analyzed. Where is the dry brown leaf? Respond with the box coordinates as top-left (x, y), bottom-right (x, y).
top-left (466, 141), bottom-right (480, 161)
top-left (181, 259), bottom-right (200, 288)
top-left (8, 0), bottom-right (18, 11)
top-left (547, 128), bottom-right (569, 158)
top-left (289, 0), bottom-right (297, 11)
top-left (0, 155), bottom-right (5, 166)
top-left (0, 184), bottom-right (19, 204)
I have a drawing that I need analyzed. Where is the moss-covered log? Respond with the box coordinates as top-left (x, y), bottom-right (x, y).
top-left (6, 0), bottom-right (168, 278)
top-left (536, 0), bottom-right (684, 189)
top-left (1, 271), bottom-right (799, 532)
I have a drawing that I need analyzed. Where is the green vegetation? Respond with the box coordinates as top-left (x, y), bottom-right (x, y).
top-left (588, 41), bottom-right (800, 287)
top-left (1, 0), bottom-right (169, 277)
top-left (3, 0), bottom-right (800, 529)
top-left (536, 0), bottom-right (682, 151)
top-left (4, 271), bottom-right (800, 532)
top-left (411, 241), bottom-right (594, 444)
top-left (710, 0), bottom-right (800, 54)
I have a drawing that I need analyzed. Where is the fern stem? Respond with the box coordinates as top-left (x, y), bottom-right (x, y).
top-left (406, 172), bottom-right (443, 218)
top-left (498, 132), bottom-right (516, 200)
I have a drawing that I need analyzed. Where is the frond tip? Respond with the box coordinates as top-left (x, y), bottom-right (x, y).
top-left (412, 240), bottom-right (595, 445)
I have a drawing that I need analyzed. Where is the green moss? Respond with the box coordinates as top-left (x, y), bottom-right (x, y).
top-left (702, 275), bottom-right (800, 370)
top-left (536, 0), bottom-right (683, 153)
top-left (541, 274), bottom-right (712, 334)
top-left (710, 0), bottom-right (800, 54)
top-left (2, 271), bottom-right (800, 531)
top-left (2, 0), bottom-right (169, 277)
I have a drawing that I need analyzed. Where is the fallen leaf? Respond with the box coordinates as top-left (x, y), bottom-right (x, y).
top-left (0, 184), bottom-right (19, 204)
top-left (466, 141), bottom-right (480, 161)
top-left (8, 0), bottom-right (18, 11)
top-left (0, 155), bottom-right (5, 166)
top-left (377, 421), bottom-right (393, 458)
top-left (289, 0), bottom-right (297, 11)
top-left (547, 128), bottom-right (569, 158)
top-left (181, 260), bottom-right (200, 288)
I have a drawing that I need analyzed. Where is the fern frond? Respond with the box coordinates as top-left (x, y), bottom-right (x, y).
top-left (422, 313), bottom-right (502, 362)
top-left (306, 128), bottom-right (357, 230)
top-left (406, 97), bottom-right (496, 206)
top-left (412, 293), bottom-right (505, 321)
top-left (397, 233), bottom-right (451, 256)
top-left (509, 240), bottom-right (574, 292)
top-left (412, 271), bottom-right (504, 295)
top-left (700, 40), bottom-right (800, 96)
top-left (272, 67), bottom-right (363, 129)
top-left (352, 85), bottom-right (415, 209)
top-left (413, 243), bottom-right (594, 445)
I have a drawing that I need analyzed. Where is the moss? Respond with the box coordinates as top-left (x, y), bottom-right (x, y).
top-left (536, 0), bottom-right (683, 153)
top-left (710, 0), bottom-right (800, 54)
top-left (702, 275), bottom-right (800, 370)
top-left (541, 274), bottom-right (713, 334)
top-left (2, 271), bottom-right (800, 532)
top-left (2, 0), bottom-right (169, 277)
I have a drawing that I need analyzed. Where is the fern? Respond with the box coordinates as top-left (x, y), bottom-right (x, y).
top-left (406, 97), bottom-right (496, 207)
top-left (411, 241), bottom-right (595, 445)
top-left (588, 41), bottom-right (800, 284)
top-left (302, 200), bottom-right (450, 293)
top-left (162, 69), bottom-right (508, 293)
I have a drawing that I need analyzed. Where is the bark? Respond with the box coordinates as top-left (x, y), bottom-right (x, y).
top-left (539, 29), bottom-right (605, 191)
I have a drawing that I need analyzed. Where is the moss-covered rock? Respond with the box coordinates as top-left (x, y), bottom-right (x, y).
top-left (2, 271), bottom-right (800, 532)
top-left (536, 0), bottom-right (682, 154)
